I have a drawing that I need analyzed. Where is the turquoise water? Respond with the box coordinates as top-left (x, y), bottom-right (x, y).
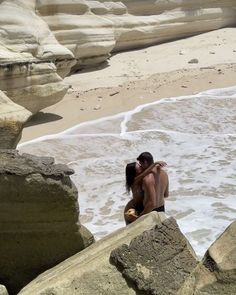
top-left (18, 86), bottom-right (236, 258)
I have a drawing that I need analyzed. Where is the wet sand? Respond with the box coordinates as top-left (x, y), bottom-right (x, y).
top-left (20, 28), bottom-right (236, 143)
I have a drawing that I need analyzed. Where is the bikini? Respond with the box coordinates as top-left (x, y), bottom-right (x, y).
top-left (152, 205), bottom-right (165, 212)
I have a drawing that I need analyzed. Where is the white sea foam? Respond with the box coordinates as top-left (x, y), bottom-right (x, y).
top-left (18, 86), bottom-right (236, 258)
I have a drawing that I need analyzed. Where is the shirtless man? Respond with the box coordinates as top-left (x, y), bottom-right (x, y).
top-left (124, 152), bottom-right (169, 223)
top-left (136, 152), bottom-right (169, 216)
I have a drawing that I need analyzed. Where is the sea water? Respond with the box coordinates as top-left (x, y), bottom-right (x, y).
top-left (18, 86), bottom-right (236, 258)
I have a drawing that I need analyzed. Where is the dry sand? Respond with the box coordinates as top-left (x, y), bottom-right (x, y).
top-left (20, 28), bottom-right (236, 143)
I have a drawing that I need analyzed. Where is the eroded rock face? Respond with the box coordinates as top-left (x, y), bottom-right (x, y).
top-left (18, 212), bottom-right (167, 295)
top-left (36, 0), bottom-right (116, 70)
top-left (0, 0), bottom-right (75, 115)
top-left (177, 220), bottom-right (236, 295)
top-left (0, 150), bottom-right (94, 295)
top-left (0, 1), bottom-right (74, 64)
top-left (111, 217), bottom-right (198, 295)
top-left (0, 62), bottom-right (70, 113)
top-left (37, 0), bottom-right (236, 68)
top-left (0, 91), bottom-right (31, 149)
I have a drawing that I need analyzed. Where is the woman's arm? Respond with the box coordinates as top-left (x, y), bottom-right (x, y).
top-left (134, 161), bottom-right (167, 184)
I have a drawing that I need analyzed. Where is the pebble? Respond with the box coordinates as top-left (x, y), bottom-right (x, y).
top-left (188, 58), bottom-right (199, 64)
top-left (110, 91), bottom-right (119, 96)
top-left (93, 105), bottom-right (101, 110)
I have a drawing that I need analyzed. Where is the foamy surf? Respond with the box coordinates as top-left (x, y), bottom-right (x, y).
top-left (18, 86), bottom-right (236, 258)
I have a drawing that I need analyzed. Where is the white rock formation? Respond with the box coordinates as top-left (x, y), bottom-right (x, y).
top-left (0, 61), bottom-right (69, 113)
top-left (36, 0), bottom-right (116, 69)
top-left (0, 0), bottom-right (75, 117)
top-left (0, 0), bottom-right (236, 147)
top-left (0, 90), bottom-right (31, 148)
top-left (37, 0), bottom-right (236, 68)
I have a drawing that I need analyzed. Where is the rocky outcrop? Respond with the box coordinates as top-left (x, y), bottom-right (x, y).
top-left (177, 220), bottom-right (236, 295)
top-left (18, 214), bottom-right (236, 295)
top-left (0, 61), bottom-right (70, 113)
top-left (111, 217), bottom-right (198, 294)
top-left (0, 150), bottom-right (94, 295)
top-left (0, 91), bottom-right (31, 149)
top-left (0, 0), bottom-right (75, 115)
top-left (36, 0), bottom-right (116, 70)
top-left (107, 0), bottom-right (236, 16)
top-left (38, 0), bottom-right (236, 69)
top-left (18, 213), bottom-right (198, 295)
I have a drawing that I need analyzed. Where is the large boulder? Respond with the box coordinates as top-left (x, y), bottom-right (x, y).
top-left (0, 150), bottom-right (94, 294)
top-left (111, 217), bottom-right (198, 295)
top-left (177, 220), bottom-right (236, 295)
top-left (0, 90), bottom-right (31, 149)
top-left (18, 213), bottom-right (198, 295)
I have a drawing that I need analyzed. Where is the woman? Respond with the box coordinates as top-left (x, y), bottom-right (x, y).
top-left (124, 160), bottom-right (166, 224)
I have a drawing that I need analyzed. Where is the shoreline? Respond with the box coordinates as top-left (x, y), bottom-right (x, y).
top-left (20, 28), bottom-right (236, 143)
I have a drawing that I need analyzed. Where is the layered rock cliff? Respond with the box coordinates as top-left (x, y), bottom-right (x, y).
top-left (0, 1), bottom-right (75, 113)
top-left (0, 150), bottom-right (94, 294)
top-left (1, 0), bottom-right (236, 148)
top-left (38, 0), bottom-right (236, 69)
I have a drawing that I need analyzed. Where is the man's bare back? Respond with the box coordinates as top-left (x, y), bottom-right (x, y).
top-left (141, 166), bottom-right (169, 215)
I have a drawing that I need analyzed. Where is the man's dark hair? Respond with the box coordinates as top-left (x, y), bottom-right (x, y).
top-left (137, 152), bottom-right (154, 165)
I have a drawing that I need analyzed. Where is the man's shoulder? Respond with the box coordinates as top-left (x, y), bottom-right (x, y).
top-left (143, 172), bottom-right (155, 184)
top-left (160, 168), bottom-right (168, 179)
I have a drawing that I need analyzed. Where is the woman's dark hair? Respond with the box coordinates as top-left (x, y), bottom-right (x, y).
top-left (125, 162), bottom-right (136, 193)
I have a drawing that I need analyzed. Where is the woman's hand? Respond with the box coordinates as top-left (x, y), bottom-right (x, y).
top-left (125, 208), bottom-right (139, 222)
top-left (156, 161), bottom-right (167, 167)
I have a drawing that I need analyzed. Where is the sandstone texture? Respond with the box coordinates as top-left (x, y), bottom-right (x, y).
top-left (0, 0), bottom-right (75, 116)
top-left (0, 285), bottom-right (8, 295)
top-left (38, 0), bottom-right (236, 68)
top-left (177, 220), bottom-right (236, 295)
top-left (0, 62), bottom-right (69, 113)
top-left (18, 214), bottom-right (236, 295)
top-left (111, 217), bottom-right (198, 294)
top-left (18, 212), bottom-right (168, 295)
top-left (0, 150), bottom-right (94, 294)
top-left (0, 91), bottom-right (31, 149)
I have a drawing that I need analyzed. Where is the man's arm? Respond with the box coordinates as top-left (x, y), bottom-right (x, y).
top-left (164, 176), bottom-right (169, 198)
top-left (164, 174), bottom-right (169, 198)
top-left (139, 174), bottom-right (156, 216)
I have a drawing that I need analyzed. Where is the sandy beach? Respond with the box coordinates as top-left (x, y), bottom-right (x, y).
top-left (20, 28), bottom-right (236, 143)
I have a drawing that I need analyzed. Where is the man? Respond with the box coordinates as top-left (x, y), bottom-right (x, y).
top-left (137, 152), bottom-right (169, 215)
top-left (124, 152), bottom-right (169, 223)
